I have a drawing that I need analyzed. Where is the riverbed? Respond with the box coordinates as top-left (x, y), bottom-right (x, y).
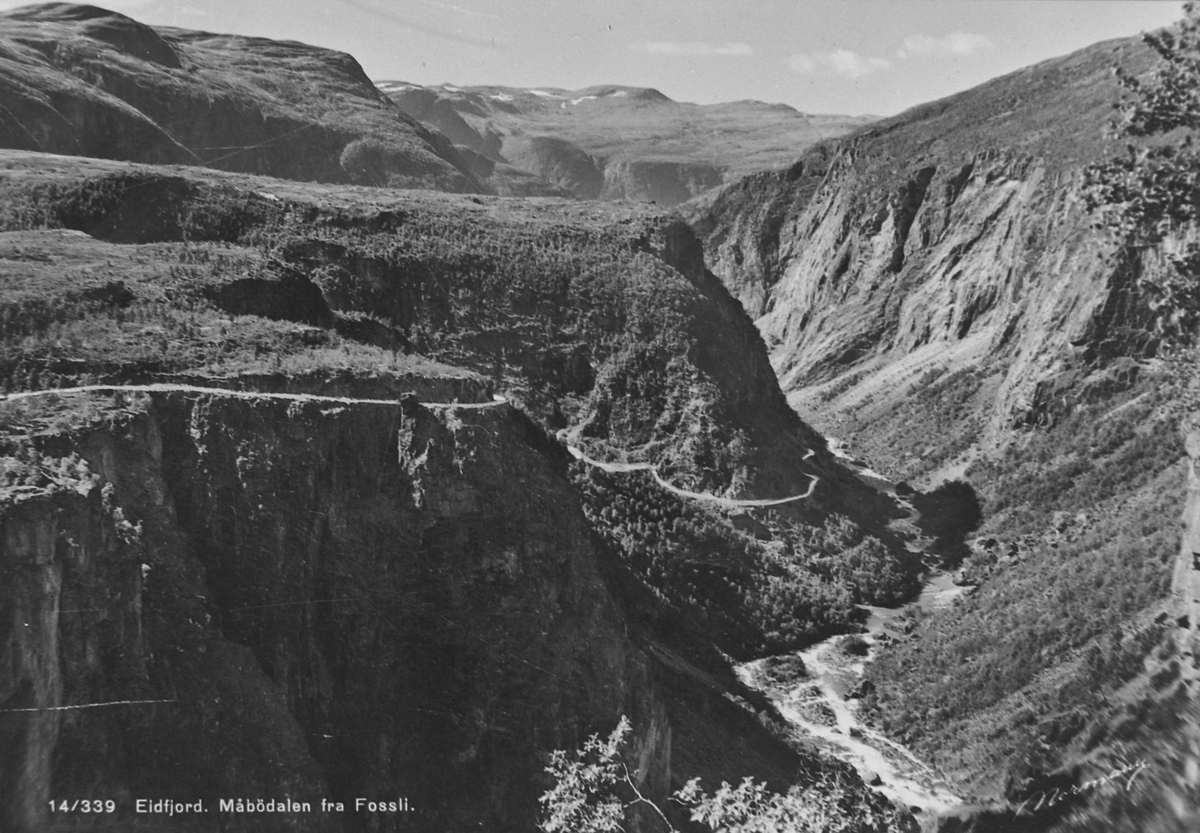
top-left (736, 574), bottom-right (967, 817)
top-left (735, 437), bottom-right (970, 820)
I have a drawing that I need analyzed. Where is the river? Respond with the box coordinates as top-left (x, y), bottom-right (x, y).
top-left (735, 437), bottom-right (969, 822)
top-left (735, 575), bottom-right (966, 816)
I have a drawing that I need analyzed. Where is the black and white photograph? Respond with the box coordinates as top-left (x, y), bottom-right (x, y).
top-left (0, 0), bottom-right (1198, 830)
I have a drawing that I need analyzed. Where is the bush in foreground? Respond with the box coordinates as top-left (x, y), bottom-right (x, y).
top-left (539, 717), bottom-right (910, 833)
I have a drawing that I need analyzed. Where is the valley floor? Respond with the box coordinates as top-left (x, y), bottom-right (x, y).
top-left (734, 433), bottom-right (972, 823)
top-left (737, 606), bottom-right (964, 819)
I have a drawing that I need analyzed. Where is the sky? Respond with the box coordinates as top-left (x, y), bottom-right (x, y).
top-left (2, 0), bottom-right (1188, 115)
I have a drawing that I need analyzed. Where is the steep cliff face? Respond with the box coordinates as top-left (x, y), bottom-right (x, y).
top-left (0, 4), bottom-right (483, 193)
top-left (497, 139), bottom-right (725, 205)
top-left (0, 388), bottom-right (811, 832)
top-left (688, 33), bottom-right (1176, 456)
top-left (741, 150), bottom-right (1168, 428)
top-left (383, 86), bottom-right (505, 162)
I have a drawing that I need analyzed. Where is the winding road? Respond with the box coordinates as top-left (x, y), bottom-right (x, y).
top-left (566, 445), bottom-right (819, 507)
top-left (3, 384), bottom-right (817, 508)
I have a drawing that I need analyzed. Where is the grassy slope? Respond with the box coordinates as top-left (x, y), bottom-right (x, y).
top-left (814, 33), bottom-right (1159, 178)
top-left (866, 377), bottom-right (1186, 786)
top-left (0, 3), bottom-right (481, 192)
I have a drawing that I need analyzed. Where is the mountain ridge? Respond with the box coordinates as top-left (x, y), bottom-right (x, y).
top-left (379, 79), bottom-right (875, 204)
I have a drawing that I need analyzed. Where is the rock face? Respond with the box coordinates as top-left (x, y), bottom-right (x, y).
top-left (687, 33), bottom-right (1176, 436)
top-left (499, 138), bottom-right (725, 204)
top-left (0, 390), bottom-right (807, 833)
top-left (0, 4), bottom-right (483, 192)
top-left (381, 82), bottom-right (874, 205)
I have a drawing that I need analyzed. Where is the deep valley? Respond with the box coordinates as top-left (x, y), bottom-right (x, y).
top-left (1, 3), bottom-right (1198, 833)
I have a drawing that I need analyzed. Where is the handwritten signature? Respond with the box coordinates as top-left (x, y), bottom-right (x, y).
top-left (1014, 758), bottom-right (1149, 816)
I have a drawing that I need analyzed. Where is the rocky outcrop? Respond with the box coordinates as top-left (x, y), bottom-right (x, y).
top-left (0, 4), bottom-right (484, 193)
top-left (499, 142), bottom-right (725, 205)
top-left (384, 87), bottom-right (504, 162)
top-left (451, 147), bottom-right (572, 197)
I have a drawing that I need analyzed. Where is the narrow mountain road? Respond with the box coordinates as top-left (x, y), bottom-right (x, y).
top-left (0, 383), bottom-right (509, 410)
top-left (2, 386), bottom-right (819, 509)
top-left (566, 445), bottom-right (819, 507)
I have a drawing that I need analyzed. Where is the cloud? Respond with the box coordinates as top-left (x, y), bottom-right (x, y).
top-left (336, 0), bottom-right (500, 47)
top-left (900, 32), bottom-right (993, 58)
top-left (788, 49), bottom-right (890, 80)
top-left (415, 0), bottom-right (502, 20)
top-left (630, 41), bottom-right (754, 57)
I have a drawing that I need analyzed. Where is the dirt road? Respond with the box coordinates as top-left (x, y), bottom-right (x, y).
top-left (0, 383), bottom-right (507, 409)
top-left (566, 445), bottom-right (819, 507)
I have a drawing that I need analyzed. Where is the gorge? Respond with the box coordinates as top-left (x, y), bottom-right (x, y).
top-left (1, 3), bottom-right (1199, 833)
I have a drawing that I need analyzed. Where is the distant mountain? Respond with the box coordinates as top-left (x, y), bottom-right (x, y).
top-left (0, 2), bottom-right (871, 205)
top-left (0, 3), bottom-right (485, 192)
top-left (378, 81), bottom-right (875, 205)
